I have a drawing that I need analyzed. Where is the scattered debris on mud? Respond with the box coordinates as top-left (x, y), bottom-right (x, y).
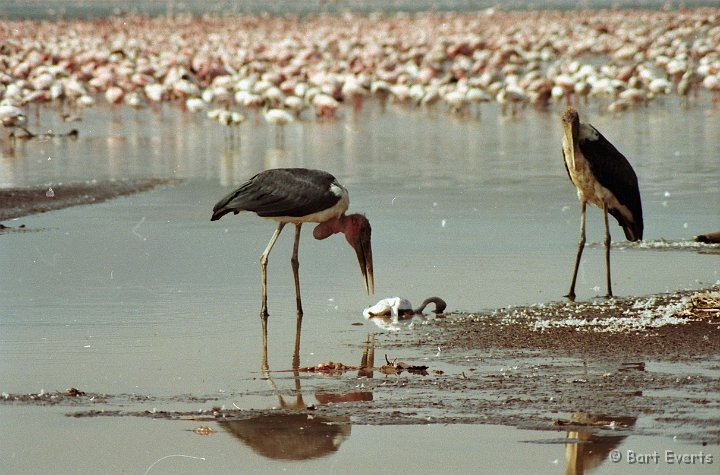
top-left (379, 355), bottom-right (429, 375)
top-left (281, 356), bottom-right (429, 376)
top-left (287, 361), bottom-right (361, 374)
top-left (617, 238), bottom-right (720, 254)
top-left (2, 387), bottom-right (105, 405)
top-left (422, 287), bottom-right (720, 358)
top-left (491, 288), bottom-right (718, 334)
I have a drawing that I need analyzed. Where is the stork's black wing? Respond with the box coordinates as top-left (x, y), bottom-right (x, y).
top-left (211, 168), bottom-right (343, 221)
top-left (579, 127), bottom-right (644, 240)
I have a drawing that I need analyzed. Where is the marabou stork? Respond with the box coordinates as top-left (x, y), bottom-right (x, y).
top-left (561, 107), bottom-right (643, 299)
top-left (211, 168), bottom-right (374, 324)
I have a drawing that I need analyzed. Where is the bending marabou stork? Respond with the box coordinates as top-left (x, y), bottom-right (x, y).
top-left (561, 107), bottom-right (643, 300)
top-left (211, 168), bottom-right (374, 323)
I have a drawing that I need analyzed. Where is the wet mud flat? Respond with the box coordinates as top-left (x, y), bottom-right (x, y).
top-left (390, 288), bottom-right (720, 440)
top-left (0, 178), bottom-right (177, 223)
top-left (4, 288), bottom-right (718, 445)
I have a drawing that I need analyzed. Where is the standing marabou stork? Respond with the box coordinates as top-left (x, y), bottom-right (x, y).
top-left (211, 168), bottom-right (374, 325)
top-left (561, 107), bottom-right (643, 300)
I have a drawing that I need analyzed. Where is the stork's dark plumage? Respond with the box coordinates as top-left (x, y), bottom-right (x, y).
top-left (212, 168), bottom-right (374, 321)
top-left (561, 107), bottom-right (643, 299)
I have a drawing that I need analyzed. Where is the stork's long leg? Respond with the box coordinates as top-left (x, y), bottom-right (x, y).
top-left (292, 320), bottom-right (302, 372)
top-left (291, 223), bottom-right (303, 317)
top-left (603, 202), bottom-right (613, 298)
top-left (260, 222), bottom-right (286, 320)
top-left (292, 321), bottom-right (301, 370)
top-left (566, 201), bottom-right (587, 300)
top-left (291, 223), bottom-right (303, 369)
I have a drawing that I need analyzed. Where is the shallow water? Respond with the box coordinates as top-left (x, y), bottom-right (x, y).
top-left (1, 99), bottom-right (719, 472)
top-left (7, 0), bottom-right (718, 20)
top-left (1, 407), bottom-right (716, 475)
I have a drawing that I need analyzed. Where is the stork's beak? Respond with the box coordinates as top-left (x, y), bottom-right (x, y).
top-left (355, 236), bottom-right (374, 295)
top-left (563, 125), bottom-right (575, 167)
top-left (561, 107), bottom-right (579, 170)
top-left (561, 109), bottom-right (575, 143)
top-left (350, 221), bottom-right (374, 295)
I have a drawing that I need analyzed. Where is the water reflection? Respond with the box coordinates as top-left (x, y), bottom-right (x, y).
top-left (219, 333), bottom-right (377, 461)
top-left (562, 412), bottom-right (637, 475)
top-left (263, 147), bottom-right (292, 170)
top-left (260, 316), bottom-right (376, 405)
top-left (219, 414), bottom-right (351, 461)
top-left (1, 132), bottom-right (17, 158)
top-left (364, 312), bottom-right (430, 332)
top-left (219, 148), bottom-right (235, 187)
top-left (3, 99), bottom-right (719, 200)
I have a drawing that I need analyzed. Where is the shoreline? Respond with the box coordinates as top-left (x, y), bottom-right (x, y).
top-left (0, 178), bottom-right (178, 224)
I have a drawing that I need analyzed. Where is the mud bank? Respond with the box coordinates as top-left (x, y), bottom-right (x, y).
top-left (0, 178), bottom-right (178, 223)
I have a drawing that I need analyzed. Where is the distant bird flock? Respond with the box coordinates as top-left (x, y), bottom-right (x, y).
top-left (1, 8), bottom-right (719, 126)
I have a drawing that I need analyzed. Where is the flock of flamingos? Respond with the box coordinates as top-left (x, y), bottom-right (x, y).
top-left (1, 7), bottom-right (720, 134)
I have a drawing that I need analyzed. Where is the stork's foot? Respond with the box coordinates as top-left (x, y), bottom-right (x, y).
top-left (564, 292), bottom-right (577, 302)
top-left (604, 293), bottom-right (614, 300)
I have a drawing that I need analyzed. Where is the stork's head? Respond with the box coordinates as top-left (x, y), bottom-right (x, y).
top-left (561, 106), bottom-right (580, 143)
top-left (313, 213), bottom-right (374, 295)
